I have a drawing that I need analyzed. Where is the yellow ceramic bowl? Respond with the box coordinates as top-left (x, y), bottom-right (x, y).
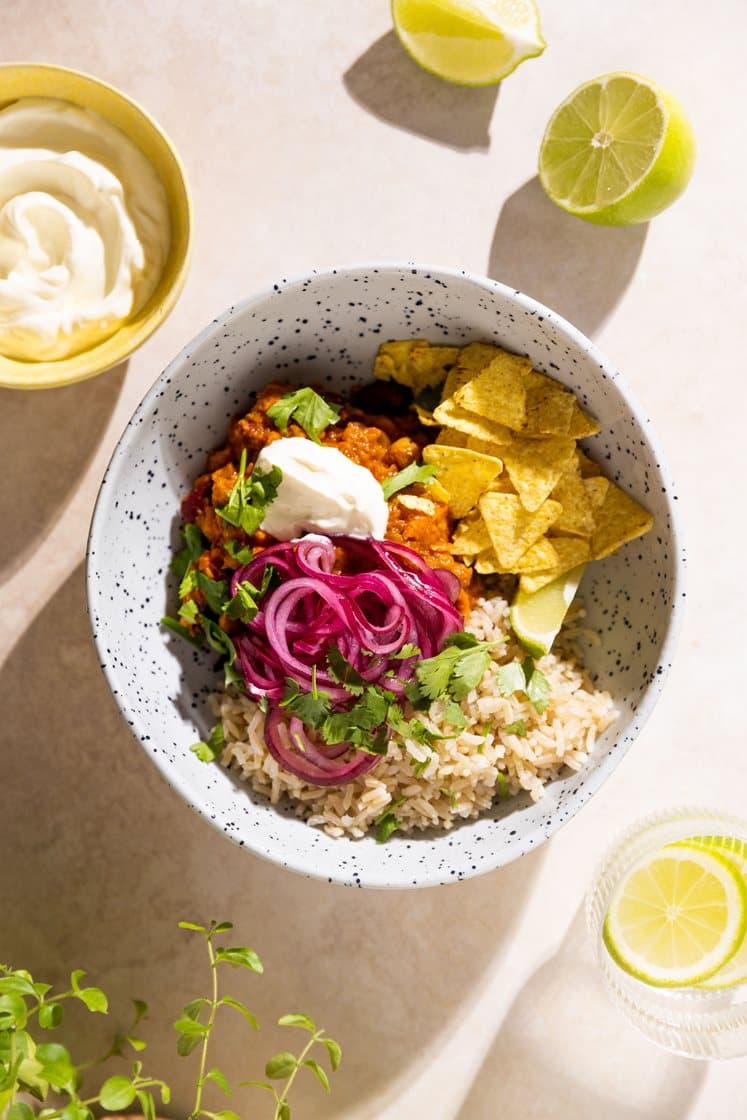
top-left (0, 63), bottom-right (192, 390)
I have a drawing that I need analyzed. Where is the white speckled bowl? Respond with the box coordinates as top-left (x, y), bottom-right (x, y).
top-left (86, 264), bottom-right (684, 888)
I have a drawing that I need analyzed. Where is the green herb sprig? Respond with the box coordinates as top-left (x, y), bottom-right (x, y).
top-left (381, 462), bottom-right (439, 501)
top-left (266, 388), bottom-right (341, 444)
top-left (216, 449), bottom-right (282, 535)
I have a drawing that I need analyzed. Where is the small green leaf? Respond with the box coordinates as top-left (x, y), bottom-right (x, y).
top-left (100, 1074), bottom-right (136, 1110)
top-left (125, 1034), bottom-right (147, 1052)
top-left (303, 1058), bottom-right (330, 1092)
top-left (204, 1067), bottom-right (232, 1096)
top-left (502, 719), bottom-right (527, 737)
top-left (36, 1042), bottom-right (76, 1091)
top-left (161, 615), bottom-right (205, 647)
top-left (132, 998), bottom-right (148, 1022)
top-left (267, 387), bottom-right (341, 443)
top-left (178, 921), bottom-right (206, 932)
top-left (0, 975), bottom-right (37, 998)
top-left (381, 461), bottom-right (438, 500)
top-left (212, 1111), bottom-right (242, 1120)
top-left (275, 1103), bottom-right (291, 1120)
top-left (376, 812), bottom-right (401, 843)
top-left (277, 1013), bottom-right (315, 1032)
top-left (241, 1079), bottom-right (274, 1093)
top-left (76, 986), bottom-right (108, 1013)
top-left (524, 660), bottom-right (551, 714)
top-left (7, 1103), bottom-right (34, 1120)
top-left (265, 1051), bottom-right (297, 1079)
top-left (322, 1037), bottom-right (342, 1072)
top-left (182, 998), bottom-right (210, 1020)
top-left (214, 947), bottom-right (264, 973)
top-left (219, 996), bottom-right (258, 1030)
top-left (136, 1089), bottom-right (156, 1120)
top-left (38, 1002), bottom-right (64, 1029)
top-left (174, 1016), bottom-right (209, 1036)
top-left (178, 598), bottom-right (200, 625)
top-left (496, 771), bottom-right (510, 800)
top-left (213, 921), bottom-right (234, 933)
top-left (177, 1032), bottom-right (201, 1057)
top-left (0, 994), bottom-right (28, 1030)
top-left (190, 723), bottom-right (225, 763)
top-left (61, 1103), bottom-right (92, 1120)
top-left (497, 661), bottom-right (526, 697)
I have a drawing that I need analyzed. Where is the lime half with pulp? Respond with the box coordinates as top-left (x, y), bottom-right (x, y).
top-left (539, 72), bottom-right (695, 225)
top-left (392, 0), bottom-right (545, 87)
top-left (603, 841), bottom-right (747, 988)
top-left (509, 563), bottom-right (586, 658)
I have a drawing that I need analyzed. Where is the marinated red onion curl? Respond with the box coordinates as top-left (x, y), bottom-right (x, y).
top-left (230, 533), bottom-right (463, 786)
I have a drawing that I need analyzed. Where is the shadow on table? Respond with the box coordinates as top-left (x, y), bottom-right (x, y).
top-left (0, 363), bottom-right (127, 583)
top-left (489, 178), bottom-right (649, 336)
top-left (343, 31), bottom-right (498, 151)
top-left (0, 561), bottom-right (545, 1120)
top-left (456, 907), bottom-right (706, 1120)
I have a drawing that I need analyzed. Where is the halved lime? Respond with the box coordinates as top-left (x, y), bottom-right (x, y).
top-left (538, 72), bottom-right (695, 226)
top-left (603, 842), bottom-right (747, 988)
top-left (509, 563), bottom-right (585, 658)
top-left (688, 836), bottom-right (747, 990)
top-left (392, 0), bottom-right (545, 87)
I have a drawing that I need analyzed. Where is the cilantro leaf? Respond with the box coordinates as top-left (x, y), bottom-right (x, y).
top-left (196, 573), bottom-right (229, 615)
top-left (496, 772), bottom-right (510, 800)
top-left (326, 645), bottom-right (367, 696)
top-left (170, 523), bottom-right (205, 581)
top-left (414, 632), bottom-right (491, 702)
top-left (375, 800), bottom-right (405, 843)
top-left (178, 599), bottom-right (200, 625)
top-left (161, 616), bottom-right (205, 647)
top-left (224, 580), bottom-right (263, 624)
top-left (190, 723), bottom-right (225, 763)
top-left (280, 679), bottom-right (332, 730)
top-left (266, 387), bottom-right (341, 443)
top-left (381, 462), bottom-right (439, 501)
top-left (497, 662), bottom-right (526, 697)
top-left (502, 719), bottom-right (527, 737)
top-left (391, 642), bottom-right (421, 660)
top-left (216, 449), bottom-right (283, 535)
top-left (442, 700), bottom-right (467, 729)
top-left (523, 658), bottom-right (551, 714)
top-left (202, 618), bottom-right (237, 665)
top-left (178, 567), bottom-right (199, 600)
top-left (224, 539), bottom-right (254, 566)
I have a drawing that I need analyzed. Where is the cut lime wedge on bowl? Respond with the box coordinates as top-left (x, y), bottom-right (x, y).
top-left (510, 563), bottom-right (586, 658)
top-left (603, 842), bottom-right (747, 988)
top-left (688, 837), bottom-right (747, 990)
top-left (392, 0), bottom-right (545, 86)
top-left (538, 72), bottom-right (695, 226)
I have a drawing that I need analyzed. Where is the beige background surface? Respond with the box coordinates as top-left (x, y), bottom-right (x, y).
top-left (2, 1), bottom-right (746, 1117)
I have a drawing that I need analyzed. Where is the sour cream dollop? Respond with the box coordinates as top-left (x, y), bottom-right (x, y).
top-left (255, 438), bottom-right (389, 540)
top-left (0, 98), bottom-right (170, 361)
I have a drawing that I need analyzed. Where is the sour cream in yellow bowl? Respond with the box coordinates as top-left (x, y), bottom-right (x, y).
top-left (0, 64), bottom-right (191, 390)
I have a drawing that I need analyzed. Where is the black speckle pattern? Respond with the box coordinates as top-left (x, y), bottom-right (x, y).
top-left (86, 264), bottom-right (685, 889)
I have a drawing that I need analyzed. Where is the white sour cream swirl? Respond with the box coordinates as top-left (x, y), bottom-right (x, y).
top-left (0, 98), bottom-right (170, 361)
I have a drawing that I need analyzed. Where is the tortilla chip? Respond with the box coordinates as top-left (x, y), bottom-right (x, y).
top-left (500, 435), bottom-right (577, 512)
top-left (454, 352), bottom-right (531, 430)
top-left (551, 461), bottom-right (596, 537)
top-left (435, 427), bottom-right (468, 448)
top-left (374, 340), bottom-right (459, 393)
top-left (520, 369), bottom-right (575, 436)
top-left (583, 476), bottom-right (610, 510)
top-left (568, 401), bottom-right (601, 438)
top-left (451, 514), bottom-right (492, 556)
top-left (426, 478), bottom-right (451, 505)
top-left (465, 435), bottom-right (507, 458)
top-left (412, 404), bottom-right (440, 427)
top-left (577, 448), bottom-right (602, 478)
top-left (474, 548), bottom-right (502, 574)
top-left (484, 474), bottom-right (518, 494)
top-left (478, 493), bottom-right (562, 570)
top-left (474, 539), bottom-right (558, 574)
top-left (590, 483), bottom-right (653, 560)
top-left (396, 494), bottom-right (438, 516)
top-left (423, 445), bottom-right (503, 519)
top-left (433, 398), bottom-right (514, 445)
top-left (519, 538), bottom-right (591, 593)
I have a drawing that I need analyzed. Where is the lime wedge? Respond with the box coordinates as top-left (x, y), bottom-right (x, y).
top-left (509, 563), bottom-right (585, 658)
top-left (539, 72), bottom-right (695, 226)
top-left (603, 842), bottom-right (747, 988)
top-left (688, 836), bottom-right (747, 990)
top-left (392, 0), bottom-right (545, 86)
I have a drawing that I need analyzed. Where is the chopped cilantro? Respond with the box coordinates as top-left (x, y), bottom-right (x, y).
top-left (223, 661), bottom-right (245, 690)
top-left (442, 699), bottom-right (467, 729)
top-left (216, 449), bottom-right (282, 535)
top-left (190, 722), bottom-right (225, 763)
top-left (523, 657), bottom-right (551, 714)
top-left (411, 754), bottom-right (432, 777)
top-left (202, 618), bottom-right (237, 666)
top-left (440, 787), bottom-right (458, 810)
top-left (178, 599), bottom-right (200, 625)
top-left (496, 771), bottom-right (510, 800)
top-left (266, 387), bottom-right (341, 443)
top-left (381, 462), bottom-right (439, 501)
top-left (503, 719), bottom-right (527, 737)
top-left (280, 678), bottom-right (332, 730)
top-left (375, 799), bottom-right (405, 843)
top-left (224, 539), bottom-right (254, 566)
top-left (161, 615), bottom-right (205, 647)
top-left (326, 645), bottom-right (367, 695)
top-left (170, 522), bottom-right (205, 581)
top-left (497, 661), bottom-right (526, 697)
top-left (224, 579), bottom-right (265, 624)
top-left (415, 631), bottom-right (492, 702)
top-left (196, 572), bottom-right (229, 615)
top-left (391, 642), bottom-right (421, 660)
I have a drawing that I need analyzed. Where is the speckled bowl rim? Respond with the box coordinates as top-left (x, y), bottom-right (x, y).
top-left (86, 261), bottom-right (686, 888)
top-left (0, 62), bottom-right (192, 390)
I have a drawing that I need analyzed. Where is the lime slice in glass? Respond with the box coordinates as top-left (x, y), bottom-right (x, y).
top-left (538, 72), bottom-right (695, 226)
top-left (509, 563), bottom-right (585, 658)
top-left (603, 842), bottom-right (747, 988)
top-left (392, 0), bottom-right (545, 86)
top-left (687, 836), bottom-right (747, 990)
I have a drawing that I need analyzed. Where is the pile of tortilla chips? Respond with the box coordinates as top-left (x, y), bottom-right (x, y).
top-left (374, 340), bottom-right (653, 593)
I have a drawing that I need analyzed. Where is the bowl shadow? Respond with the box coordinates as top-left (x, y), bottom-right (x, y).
top-left (488, 178), bottom-right (648, 336)
top-left (456, 907), bottom-right (706, 1120)
top-left (0, 560), bottom-right (546, 1119)
top-left (343, 31), bottom-right (498, 151)
top-left (0, 361), bottom-right (127, 583)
